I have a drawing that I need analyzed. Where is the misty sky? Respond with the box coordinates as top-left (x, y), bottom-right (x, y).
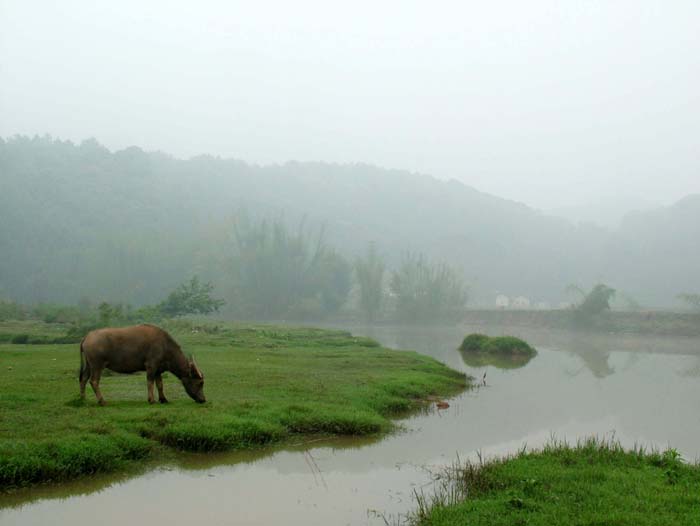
top-left (1, 1), bottom-right (699, 211)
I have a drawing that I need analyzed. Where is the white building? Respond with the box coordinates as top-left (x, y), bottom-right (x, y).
top-left (512, 296), bottom-right (531, 309)
top-left (495, 294), bottom-right (510, 309)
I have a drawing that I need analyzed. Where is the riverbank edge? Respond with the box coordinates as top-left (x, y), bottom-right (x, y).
top-left (462, 309), bottom-right (700, 337)
top-left (409, 437), bottom-right (700, 525)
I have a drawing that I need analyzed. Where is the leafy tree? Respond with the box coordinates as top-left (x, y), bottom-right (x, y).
top-left (355, 243), bottom-right (385, 323)
top-left (0, 299), bottom-right (25, 321)
top-left (390, 253), bottom-right (467, 323)
top-left (229, 216), bottom-right (351, 319)
top-left (577, 284), bottom-right (616, 317)
top-left (32, 303), bottom-right (82, 324)
top-left (158, 276), bottom-right (225, 317)
top-left (98, 302), bottom-right (121, 326)
top-left (678, 293), bottom-right (700, 310)
top-left (317, 250), bottom-right (353, 313)
top-left (575, 283), bottom-right (615, 324)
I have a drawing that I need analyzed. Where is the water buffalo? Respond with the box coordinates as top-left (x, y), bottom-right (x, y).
top-left (79, 324), bottom-right (206, 405)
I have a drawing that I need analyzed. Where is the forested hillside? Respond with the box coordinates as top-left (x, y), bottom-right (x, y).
top-left (1, 135), bottom-right (697, 311)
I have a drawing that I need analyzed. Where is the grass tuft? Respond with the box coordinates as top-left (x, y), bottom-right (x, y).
top-left (0, 433), bottom-right (152, 489)
top-left (408, 437), bottom-right (700, 526)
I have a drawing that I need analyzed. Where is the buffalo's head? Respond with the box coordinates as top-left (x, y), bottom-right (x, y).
top-left (181, 357), bottom-right (206, 403)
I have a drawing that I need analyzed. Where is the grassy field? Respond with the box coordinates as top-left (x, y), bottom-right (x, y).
top-left (411, 438), bottom-right (700, 526)
top-left (0, 320), bottom-right (467, 490)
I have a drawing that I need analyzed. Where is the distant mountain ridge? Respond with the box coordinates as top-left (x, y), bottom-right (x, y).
top-left (1, 135), bottom-right (698, 308)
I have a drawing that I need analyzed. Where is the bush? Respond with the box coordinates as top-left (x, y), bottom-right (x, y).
top-left (158, 276), bottom-right (225, 318)
top-left (459, 334), bottom-right (536, 356)
top-left (0, 300), bottom-right (26, 321)
top-left (482, 336), bottom-right (536, 356)
top-left (10, 334), bottom-right (29, 344)
top-left (573, 284), bottom-right (616, 327)
top-left (32, 303), bottom-right (82, 324)
top-left (459, 333), bottom-right (490, 352)
top-left (64, 322), bottom-right (102, 340)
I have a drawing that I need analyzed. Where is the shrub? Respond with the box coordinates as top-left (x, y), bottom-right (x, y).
top-left (482, 336), bottom-right (535, 356)
top-left (0, 300), bottom-right (26, 321)
top-left (32, 303), bottom-right (82, 324)
top-left (459, 333), bottom-right (490, 352)
top-left (459, 333), bottom-right (536, 356)
top-left (10, 334), bottom-right (29, 344)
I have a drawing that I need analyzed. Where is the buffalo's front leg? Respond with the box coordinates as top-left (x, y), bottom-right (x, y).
top-left (89, 367), bottom-right (106, 406)
top-left (155, 375), bottom-right (168, 403)
top-left (147, 375), bottom-right (156, 404)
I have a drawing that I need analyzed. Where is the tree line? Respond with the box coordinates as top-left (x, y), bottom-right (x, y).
top-left (1, 214), bottom-right (468, 325)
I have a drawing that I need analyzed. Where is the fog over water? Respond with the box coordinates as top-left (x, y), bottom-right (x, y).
top-left (2, 1), bottom-right (700, 212)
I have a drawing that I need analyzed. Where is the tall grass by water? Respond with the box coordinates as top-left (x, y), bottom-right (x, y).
top-left (409, 437), bottom-right (700, 525)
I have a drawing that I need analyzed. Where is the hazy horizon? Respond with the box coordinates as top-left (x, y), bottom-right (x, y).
top-left (2, 1), bottom-right (700, 213)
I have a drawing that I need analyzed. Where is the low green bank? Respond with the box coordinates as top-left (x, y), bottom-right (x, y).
top-left (412, 439), bottom-right (700, 526)
top-left (459, 333), bottom-right (536, 355)
top-left (0, 322), bottom-right (467, 489)
top-left (458, 334), bottom-right (537, 369)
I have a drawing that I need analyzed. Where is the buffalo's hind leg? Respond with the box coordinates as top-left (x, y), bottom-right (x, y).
top-left (155, 375), bottom-right (168, 404)
top-left (79, 362), bottom-right (91, 399)
top-left (89, 367), bottom-right (107, 406)
top-left (147, 374), bottom-right (156, 404)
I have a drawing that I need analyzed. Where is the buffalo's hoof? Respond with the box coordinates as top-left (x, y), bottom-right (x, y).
top-left (148, 399), bottom-right (156, 405)
top-left (159, 398), bottom-right (169, 404)
top-left (98, 400), bottom-right (107, 407)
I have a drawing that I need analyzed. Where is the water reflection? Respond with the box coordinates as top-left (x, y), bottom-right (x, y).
top-left (564, 334), bottom-right (615, 378)
top-left (0, 435), bottom-right (386, 511)
top-left (458, 349), bottom-right (535, 370)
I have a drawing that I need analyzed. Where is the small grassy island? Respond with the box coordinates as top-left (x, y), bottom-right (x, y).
top-left (458, 333), bottom-right (537, 369)
top-left (412, 439), bottom-right (700, 526)
top-left (0, 321), bottom-right (467, 490)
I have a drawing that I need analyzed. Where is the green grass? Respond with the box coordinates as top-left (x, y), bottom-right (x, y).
top-left (459, 334), bottom-right (536, 356)
top-left (0, 321), bottom-right (467, 489)
top-left (412, 438), bottom-right (700, 526)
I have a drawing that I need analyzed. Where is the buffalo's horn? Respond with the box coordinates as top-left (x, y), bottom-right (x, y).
top-left (191, 356), bottom-right (203, 378)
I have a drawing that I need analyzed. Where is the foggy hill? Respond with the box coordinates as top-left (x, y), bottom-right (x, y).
top-left (1, 135), bottom-right (697, 309)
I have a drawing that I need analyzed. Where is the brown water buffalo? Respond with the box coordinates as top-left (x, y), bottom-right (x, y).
top-left (79, 324), bottom-right (205, 405)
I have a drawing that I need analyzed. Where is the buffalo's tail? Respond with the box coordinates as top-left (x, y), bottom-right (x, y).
top-left (79, 338), bottom-right (88, 381)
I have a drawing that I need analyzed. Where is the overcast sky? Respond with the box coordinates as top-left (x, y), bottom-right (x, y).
top-left (1, 1), bottom-right (699, 210)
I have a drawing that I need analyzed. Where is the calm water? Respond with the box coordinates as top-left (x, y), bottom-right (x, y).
top-left (2, 324), bottom-right (700, 525)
